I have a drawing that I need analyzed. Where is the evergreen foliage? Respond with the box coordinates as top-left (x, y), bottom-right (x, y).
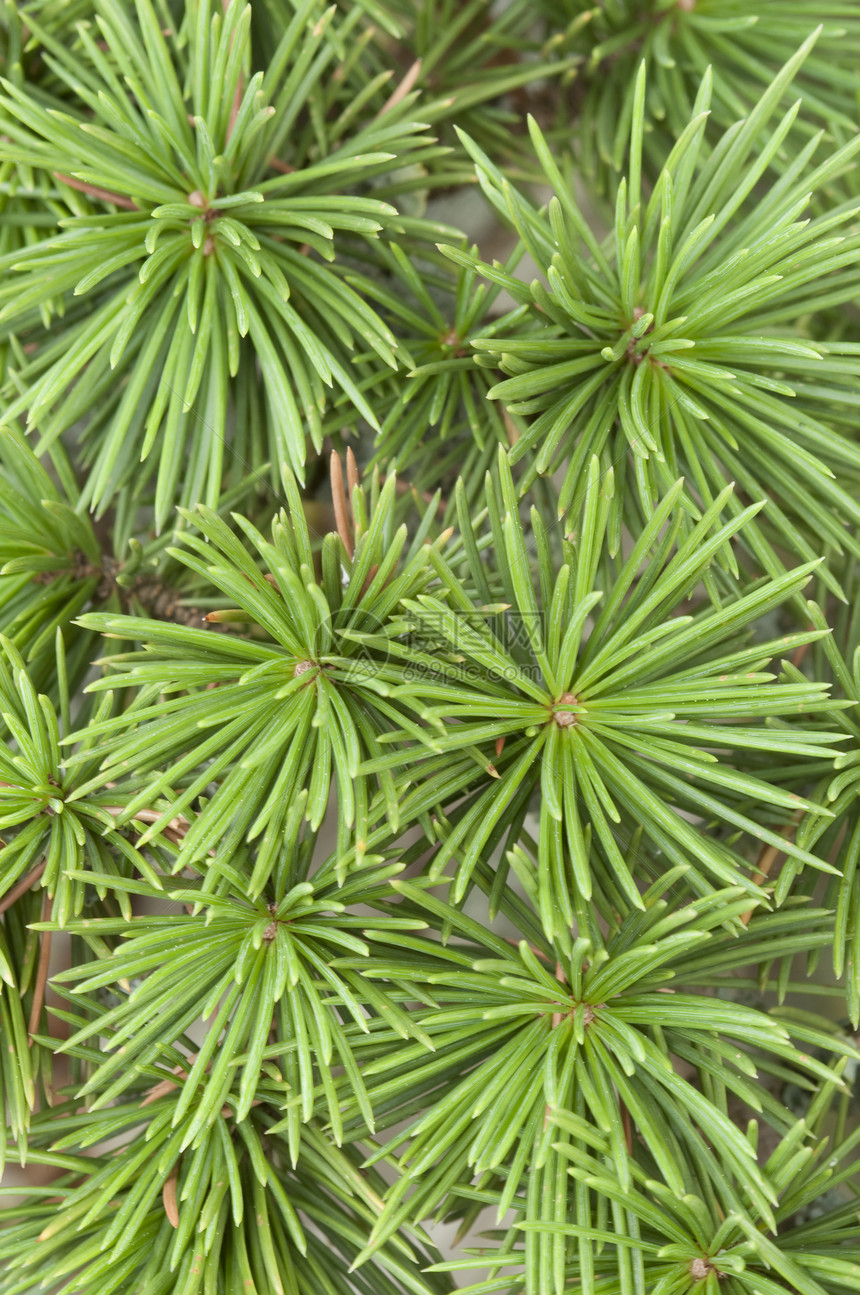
top-left (1, 3), bottom-right (860, 1293)
top-left (539, 2), bottom-right (860, 179)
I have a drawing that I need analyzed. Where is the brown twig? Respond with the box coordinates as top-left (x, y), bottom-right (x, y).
top-left (227, 78), bottom-right (243, 141)
top-left (551, 960), bottom-right (566, 1030)
top-left (621, 1099), bottom-right (633, 1153)
top-left (376, 58), bottom-right (422, 117)
top-left (740, 809), bottom-right (804, 926)
top-left (54, 174), bottom-right (137, 210)
top-left (358, 563), bottom-right (379, 603)
top-left (28, 892), bottom-right (53, 1043)
top-left (140, 1062), bottom-right (191, 1107)
top-left (791, 634), bottom-right (812, 670)
top-left (0, 862), bottom-right (46, 916)
top-left (141, 1057), bottom-right (258, 1119)
top-left (346, 446), bottom-right (360, 521)
top-left (502, 409), bottom-right (520, 447)
top-left (330, 450), bottom-right (354, 559)
top-left (163, 1166), bottom-right (180, 1227)
top-left (102, 805), bottom-right (205, 916)
top-left (102, 805), bottom-right (192, 848)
